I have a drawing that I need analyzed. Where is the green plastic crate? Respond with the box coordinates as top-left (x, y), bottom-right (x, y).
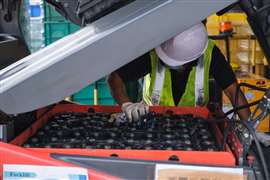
top-left (44, 21), bottom-right (79, 45)
top-left (72, 82), bottom-right (116, 105)
top-left (44, 2), bottom-right (80, 45)
top-left (73, 84), bottom-right (95, 99)
top-left (72, 98), bottom-right (116, 105)
top-left (44, 2), bottom-right (66, 22)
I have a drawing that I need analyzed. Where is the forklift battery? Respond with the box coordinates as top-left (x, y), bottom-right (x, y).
top-left (8, 104), bottom-right (240, 167)
top-left (22, 112), bottom-right (219, 151)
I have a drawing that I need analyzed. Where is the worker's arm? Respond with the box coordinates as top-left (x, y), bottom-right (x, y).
top-left (224, 82), bottom-right (251, 121)
top-left (108, 52), bottom-right (151, 105)
top-left (107, 72), bottom-right (130, 105)
top-left (108, 53), bottom-right (151, 121)
top-left (108, 72), bottom-right (149, 121)
top-left (209, 46), bottom-right (251, 120)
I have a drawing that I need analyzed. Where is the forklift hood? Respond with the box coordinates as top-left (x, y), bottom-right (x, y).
top-left (0, 0), bottom-right (267, 115)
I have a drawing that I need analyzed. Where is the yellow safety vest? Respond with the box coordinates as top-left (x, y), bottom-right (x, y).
top-left (143, 40), bottom-right (215, 106)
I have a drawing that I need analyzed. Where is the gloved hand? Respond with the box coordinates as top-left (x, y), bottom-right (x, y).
top-left (121, 102), bottom-right (149, 122)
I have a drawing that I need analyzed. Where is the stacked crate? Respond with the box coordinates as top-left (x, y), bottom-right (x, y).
top-left (207, 13), bottom-right (267, 74)
top-left (44, 3), bottom-right (80, 45)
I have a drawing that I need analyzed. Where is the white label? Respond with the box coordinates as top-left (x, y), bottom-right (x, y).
top-left (155, 164), bottom-right (245, 180)
top-left (3, 165), bottom-right (88, 180)
top-left (29, 0), bottom-right (42, 5)
top-left (0, 125), bottom-right (3, 140)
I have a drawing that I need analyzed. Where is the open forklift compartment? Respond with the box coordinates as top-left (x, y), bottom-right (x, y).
top-left (1, 0), bottom-right (270, 179)
top-left (0, 104), bottom-right (249, 179)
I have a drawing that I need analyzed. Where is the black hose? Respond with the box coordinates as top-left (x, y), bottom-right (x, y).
top-left (238, 82), bottom-right (268, 92)
top-left (209, 81), bottom-right (268, 179)
top-left (225, 99), bottom-right (262, 116)
top-left (203, 116), bottom-right (269, 180)
top-left (232, 82), bottom-right (267, 118)
top-left (241, 120), bottom-right (270, 180)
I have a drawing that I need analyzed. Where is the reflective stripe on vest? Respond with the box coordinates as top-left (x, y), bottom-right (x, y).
top-left (152, 61), bottom-right (166, 105)
top-left (195, 55), bottom-right (205, 106)
top-left (151, 55), bottom-right (204, 106)
top-left (143, 40), bottom-right (215, 106)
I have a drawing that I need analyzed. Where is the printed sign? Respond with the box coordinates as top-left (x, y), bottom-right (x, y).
top-left (155, 164), bottom-right (245, 180)
top-left (3, 164), bottom-right (88, 180)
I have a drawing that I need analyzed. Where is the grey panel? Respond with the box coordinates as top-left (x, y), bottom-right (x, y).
top-left (52, 154), bottom-right (158, 180)
top-left (52, 154), bottom-right (254, 180)
top-left (0, 0), bottom-right (236, 114)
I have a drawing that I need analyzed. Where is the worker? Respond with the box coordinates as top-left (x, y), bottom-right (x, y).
top-left (108, 22), bottom-right (250, 122)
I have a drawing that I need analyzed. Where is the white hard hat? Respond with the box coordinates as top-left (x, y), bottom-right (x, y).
top-left (155, 23), bottom-right (208, 68)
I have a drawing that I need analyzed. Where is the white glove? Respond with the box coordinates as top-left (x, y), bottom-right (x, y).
top-left (121, 102), bottom-right (149, 122)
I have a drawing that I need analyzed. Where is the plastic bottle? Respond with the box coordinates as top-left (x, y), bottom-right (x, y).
top-left (28, 0), bottom-right (45, 52)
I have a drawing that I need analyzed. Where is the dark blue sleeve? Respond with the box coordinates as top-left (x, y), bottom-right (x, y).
top-left (210, 46), bottom-right (237, 90)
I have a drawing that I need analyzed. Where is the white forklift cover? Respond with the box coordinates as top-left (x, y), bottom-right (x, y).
top-left (0, 0), bottom-right (236, 114)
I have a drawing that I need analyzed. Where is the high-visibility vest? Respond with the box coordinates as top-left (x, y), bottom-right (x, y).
top-left (143, 40), bottom-right (215, 106)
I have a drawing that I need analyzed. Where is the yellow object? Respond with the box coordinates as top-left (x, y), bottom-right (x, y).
top-left (223, 72), bottom-right (270, 132)
top-left (207, 13), bottom-right (266, 74)
top-left (207, 13), bottom-right (248, 35)
top-left (94, 88), bottom-right (98, 105)
top-left (230, 62), bottom-right (239, 71)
